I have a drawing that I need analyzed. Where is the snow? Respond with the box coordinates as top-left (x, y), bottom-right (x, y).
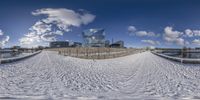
top-left (0, 51), bottom-right (200, 100)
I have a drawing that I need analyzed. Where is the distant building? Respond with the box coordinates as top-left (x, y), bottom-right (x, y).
top-left (49, 41), bottom-right (69, 48)
top-left (11, 46), bottom-right (21, 52)
top-left (12, 46), bottom-right (21, 49)
top-left (38, 46), bottom-right (44, 50)
top-left (110, 40), bottom-right (124, 48)
top-left (195, 47), bottom-right (200, 50)
top-left (105, 40), bottom-right (110, 47)
top-left (82, 29), bottom-right (106, 47)
top-left (71, 42), bottom-right (82, 47)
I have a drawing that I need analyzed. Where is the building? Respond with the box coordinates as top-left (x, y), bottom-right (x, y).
top-left (38, 46), bottom-right (44, 50)
top-left (195, 47), bottom-right (200, 50)
top-left (71, 42), bottom-right (82, 47)
top-left (49, 41), bottom-right (69, 48)
top-left (12, 46), bottom-right (21, 49)
top-left (110, 40), bottom-right (124, 48)
top-left (82, 29), bottom-right (106, 47)
top-left (105, 40), bottom-right (110, 47)
top-left (11, 46), bottom-right (21, 52)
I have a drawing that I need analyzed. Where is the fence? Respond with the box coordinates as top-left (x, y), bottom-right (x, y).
top-left (152, 51), bottom-right (200, 64)
top-left (0, 50), bottom-right (42, 64)
top-left (48, 47), bottom-right (145, 59)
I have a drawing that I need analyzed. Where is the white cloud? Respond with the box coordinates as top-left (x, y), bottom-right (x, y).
top-left (141, 39), bottom-right (160, 45)
top-left (192, 39), bottom-right (200, 45)
top-left (164, 26), bottom-right (183, 42)
top-left (136, 31), bottom-right (156, 37)
top-left (163, 26), bottom-right (186, 46)
top-left (127, 26), bottom-right (200, 47)
top-left (128, 26), bottom-right (157, 37)
top-left (32, 8), bottom-right (95, 31)
top-left (175, 38), bottom-right (185, 46)
top-left (184, 29), bottom-right (200, 37)
top-left (193, 30), bottom-right (200, 36)
top-left (20, 8), bottom-right (95, 46)
top-left (0, 36), bottom-right (10, 47)
top-left (0, 29), bottom-right (10, 47)
top-left (19, 31), bottom-right (41, 45)
top-left (185, 29), bottom-right (193, 37)
top-left (185, 41), bottom-right (190, 45)
top-left (0, 29), bottom-right (3, 35)
top-left (128, 26), bottom-right (137, 33)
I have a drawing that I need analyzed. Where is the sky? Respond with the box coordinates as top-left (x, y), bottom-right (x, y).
top-left (0, 0), bottom-right (200, 48)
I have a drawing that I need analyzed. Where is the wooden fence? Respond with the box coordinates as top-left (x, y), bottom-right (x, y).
top-left (47, 47), bottom-right (145, 59)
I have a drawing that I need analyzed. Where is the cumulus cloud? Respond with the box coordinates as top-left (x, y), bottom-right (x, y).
top-left (128, 25), bottom-right (158, 37)
top-left (141, 39), bottom-right (160, 45)
top-left (185, 40), bottom-right (190, 45)
top-left (164, 26), bottom-right (183, 42)
top-left (185, 29), bottom-right (193, 37)
top-left (184, 29), bottom-right (200, 37)
top-left (20, 8), bottom-right (95, 46)
top-left (0, 29), bottom-right (10, 47)
top-left (192, 39), bottom-right (200, 45)
top-left (136, 31), bottom-right (156, 37)
top-left (175, 38), bottom-right (185, 46)
top-left (0, 29), bottom-right (3, 35)
top-left (193, 30), bottom-right (200, 36)
top-left (163, 26), bottom-right (187, 46)
top-left (128, 26), bottom-right (137, 33)
top-left (128, 25), bottom-right (200, 47)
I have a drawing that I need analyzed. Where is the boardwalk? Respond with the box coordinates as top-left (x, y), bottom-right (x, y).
top-left (0, 51), bottom-right (200, 99)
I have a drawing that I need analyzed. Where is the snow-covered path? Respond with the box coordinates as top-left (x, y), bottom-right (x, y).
top-left (0, 51), bottom-right (200, 100)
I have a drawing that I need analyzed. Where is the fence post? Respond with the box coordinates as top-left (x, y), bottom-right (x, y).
top-left (69, 48), bottom-right (71, 56)
top-left (104, 48), bottom-right (106, 59)
top-left (86, 48), bottom-right (88, 59)
top-left (98, 48), bottom-right (100, 59)
top-left (109, 48), bottom-right (111, 58)
top-left (112, 50), bottom-right (114, 58)
top-left (58, 50), bottom-right (61, 55)
top-left (76, 48), bottom-right (78, 57)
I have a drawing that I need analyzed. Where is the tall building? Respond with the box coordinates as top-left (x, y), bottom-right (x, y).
top-left (82, 29), bottom-right (106, 47)
top-left (49, 41), bottom-right (69, 48)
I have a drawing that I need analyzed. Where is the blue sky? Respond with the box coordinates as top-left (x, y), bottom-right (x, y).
top-left (0, 0), bottom-right (200, 48)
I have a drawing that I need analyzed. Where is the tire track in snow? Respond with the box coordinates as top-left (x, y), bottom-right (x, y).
top-left (117, 52), bottom-right (154, 96)
top-left (44, 51), bottom-right (66, 97)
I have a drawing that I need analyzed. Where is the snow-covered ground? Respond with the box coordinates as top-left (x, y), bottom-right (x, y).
top-left (0, 51), bottom-right (200, 100)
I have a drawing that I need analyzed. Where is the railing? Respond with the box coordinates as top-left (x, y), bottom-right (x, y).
top-left (152, 51), bottom-right (200, 64)
top-left (0, 50), bottom-right (42, 64)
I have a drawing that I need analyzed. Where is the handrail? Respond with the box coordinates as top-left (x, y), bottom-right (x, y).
top-left (0, 51), bottom-right (42, 64)
top-left (152, 51), bottom-right (200, 64)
